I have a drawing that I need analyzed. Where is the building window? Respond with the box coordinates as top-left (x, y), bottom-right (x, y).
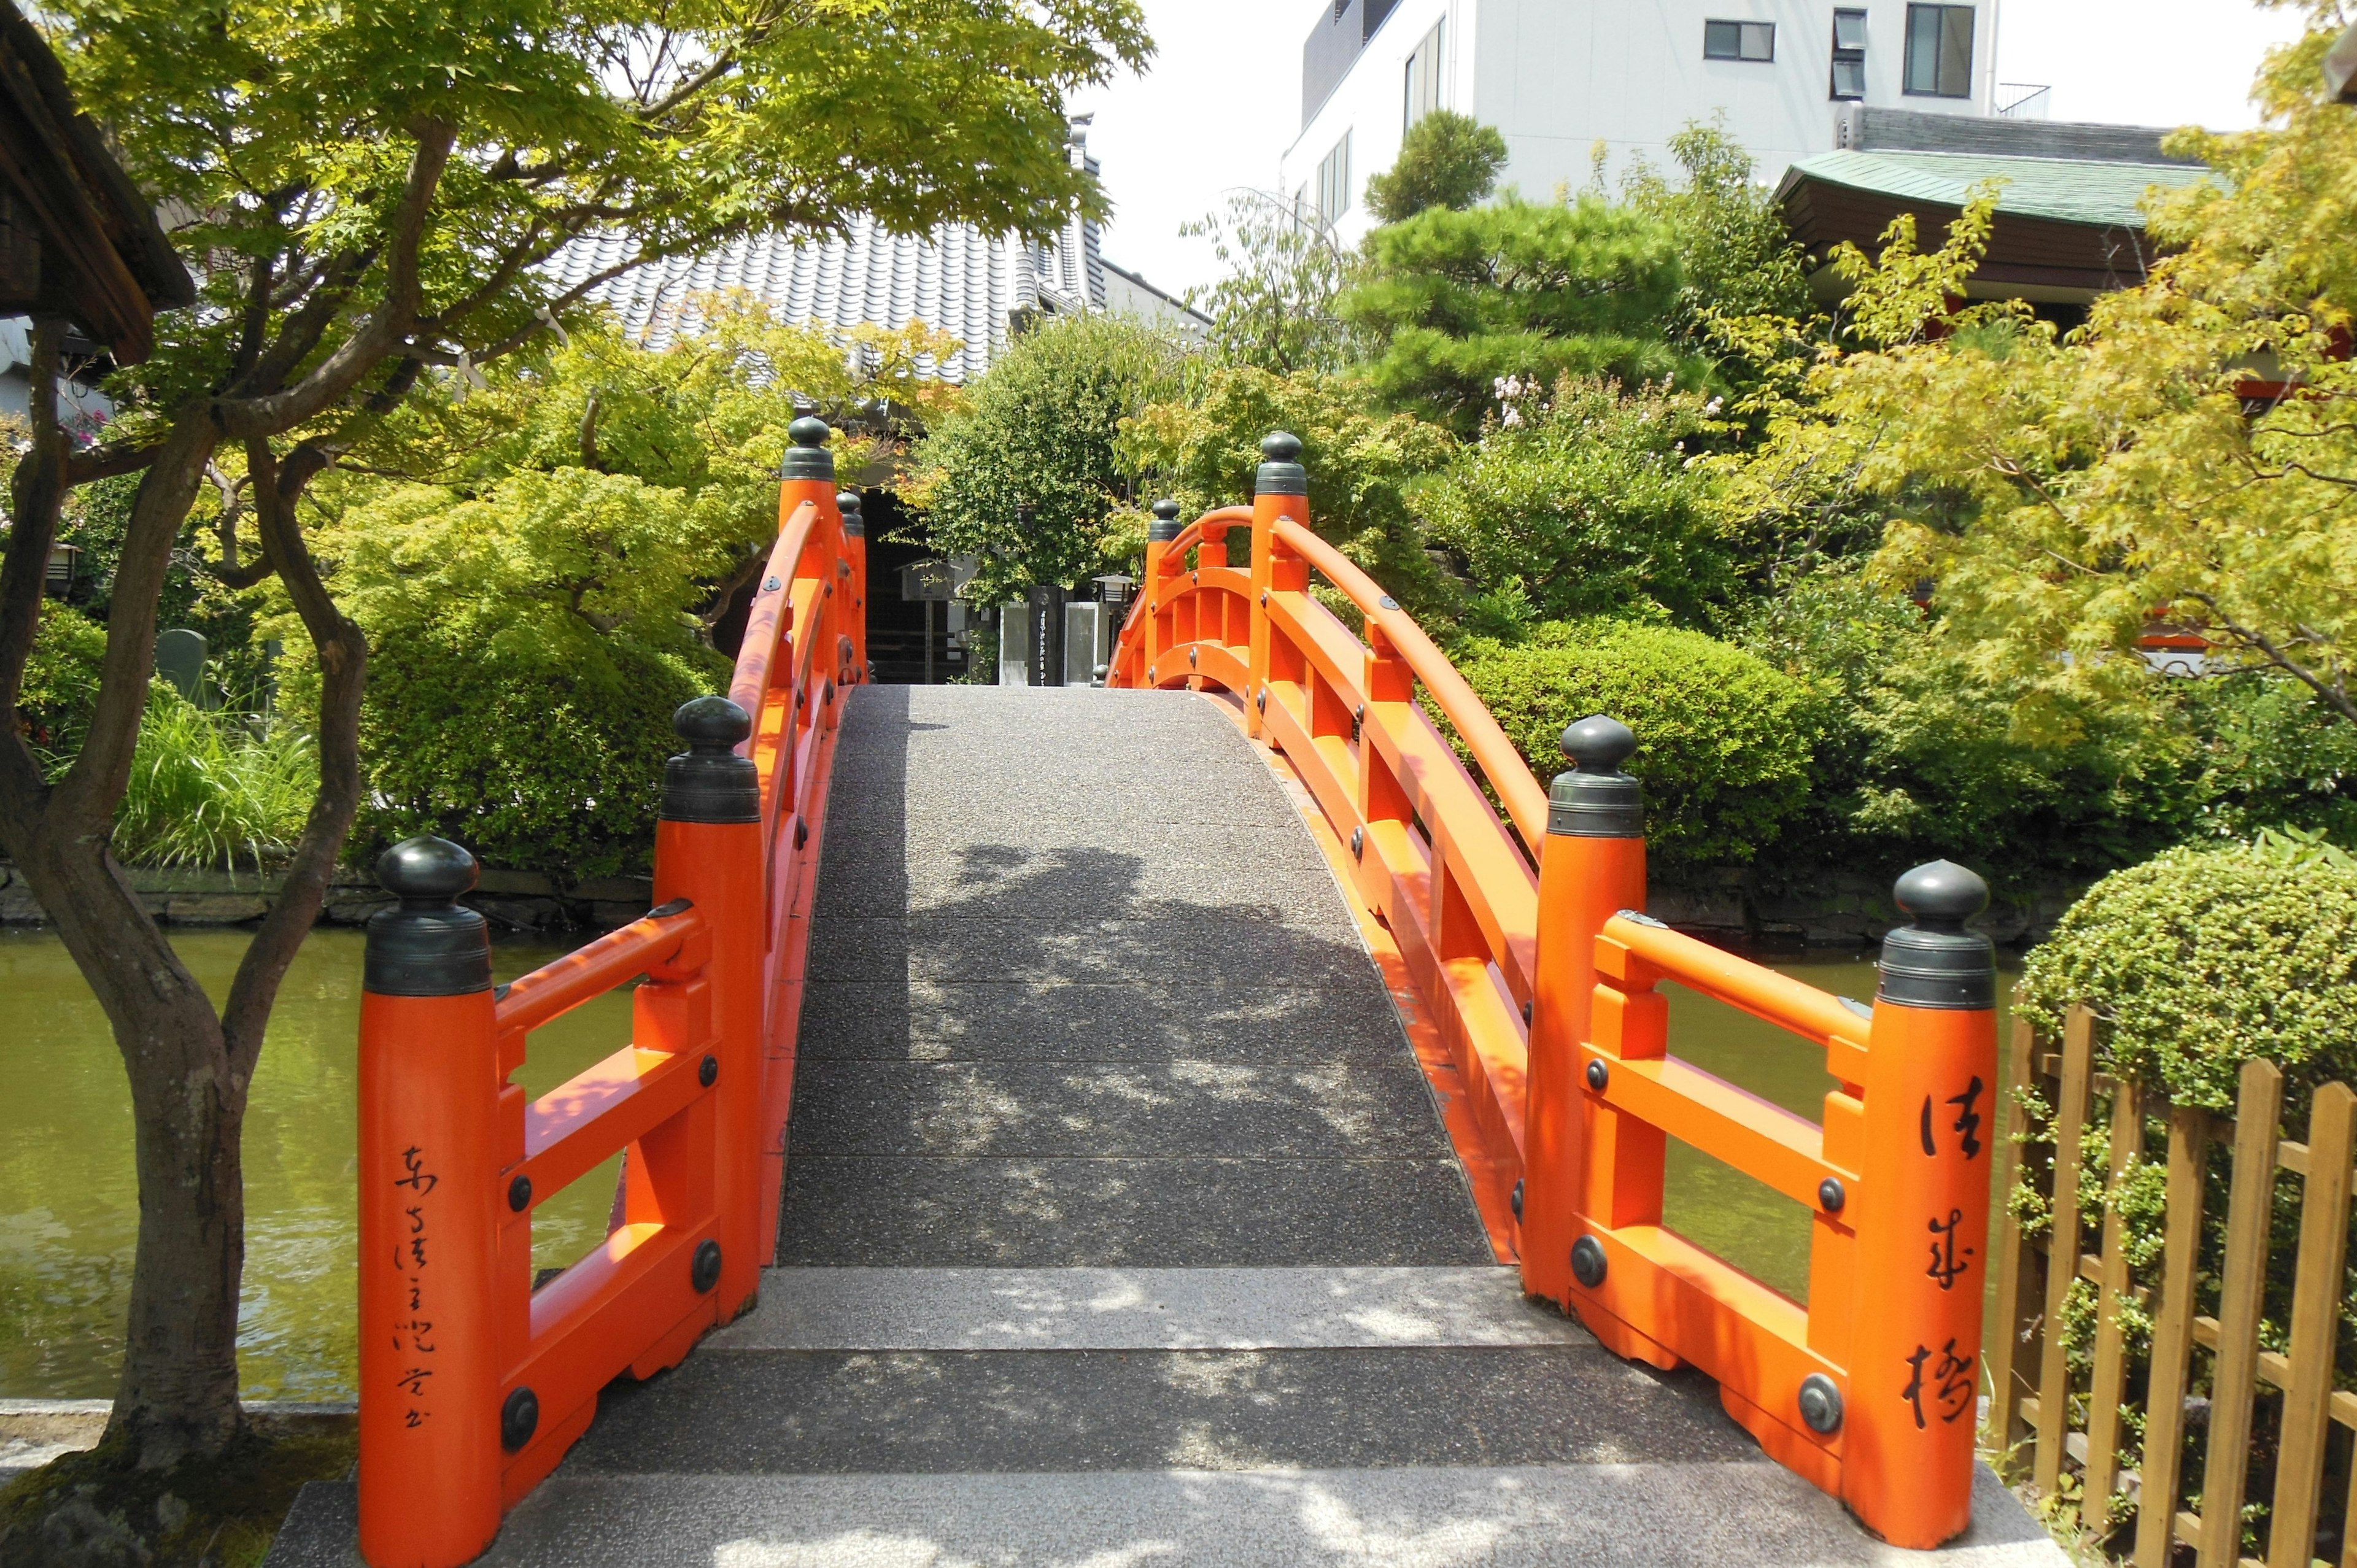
top-left (1703, 20), bottom-right (1775, 62)
top-left (1904, 4), bottom-right (1974, 98)
top-left (1830, 9), bottom-right (1867, 99)
top-left (1317, 132), bottom-right (1352, 221)
top-left (1404, 19), bottom-right (1446, 131)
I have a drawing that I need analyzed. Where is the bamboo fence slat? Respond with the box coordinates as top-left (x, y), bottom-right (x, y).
top-left (2132, 1101), bottom-right (2210, 1568)
top-left (1988, 1016), bottom-right (2043, 1451)
top-left (2035, 1008), bottom-right (2100, 1497)
top-left (2266, 1083), bottom-right (2356, 1568)
top-left (2083, 1078), bottom-right (2145, 1532)
top-left (2195, 1058), bottom-right (2285, 1568)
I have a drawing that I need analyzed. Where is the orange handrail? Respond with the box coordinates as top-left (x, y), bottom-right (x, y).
top-left (1105, 433), bottom-right (1997, 1551)
top-left (356, 419), bottom-right (862, 1568)
top-left (1268, 518), bottom-right (1547, 854)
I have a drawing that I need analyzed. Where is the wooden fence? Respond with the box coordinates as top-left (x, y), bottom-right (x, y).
top-left (1988, 1004), bottom-right (2357, 1567)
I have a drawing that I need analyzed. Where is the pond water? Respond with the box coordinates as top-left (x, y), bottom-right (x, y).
top-left (0, 933), bottom-right (2012, 1400)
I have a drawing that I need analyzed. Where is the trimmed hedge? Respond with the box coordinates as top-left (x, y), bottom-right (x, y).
top-left (2019, 841), bottom-right (2357, 1111)
top-left (1454, 622), bottom-right (1817, 866)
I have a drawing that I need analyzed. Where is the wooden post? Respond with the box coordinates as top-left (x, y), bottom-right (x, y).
top-left (2266, 1082), bottom-right (2356, 1566)
top-left (2196, 1058), bottom-right (2284, 1566)
top-left (1143, 499), bottom-right (1178, 686)
top-left (2032, 1007), bottom-right (2096, 1499)
top-left (1523, 716), bottom-right (1646, 1311)
top-left (2131, 1100), bottom-right (2210, 1567)
top-left (1248, 433), bottom-right (1306, 740)
top-left (2081, 1074), bottom-right (2144, 1531)
top-left (358, 838), bottom-right (503, 1568)
top-left (1842, 860), bottom-right (2000, 1551)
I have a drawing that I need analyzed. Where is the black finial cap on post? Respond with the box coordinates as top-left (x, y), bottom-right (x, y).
top-left (781, 415), bottom-right (835, 481)
top-left (663, 697), bottom-right (761, 825)
top-left (1255, 431), bottom-right (1307, 498)
top-left (1877, 860), bottom-right (1996, 1010)
top-left (1548, 715), bottom-right (1644, 838)
top-left (1148, 498), bottom-right (1183, 543)
top-left (365, 836), bottom-right (492, 997)
top-left (835, 491), bottom-right (864, 539)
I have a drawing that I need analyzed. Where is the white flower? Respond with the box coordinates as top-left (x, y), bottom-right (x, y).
top-left (1703, 396), bottom-right (1724, 417)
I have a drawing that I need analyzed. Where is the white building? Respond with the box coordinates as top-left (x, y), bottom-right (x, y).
top-left (1283, 0), bottom-right (2005, 246)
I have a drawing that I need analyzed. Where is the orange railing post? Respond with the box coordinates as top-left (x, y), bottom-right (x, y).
top-left (1842, 861), bottom-right (1998, 1547)
top-left (1247, 433), bottom-right (1306, 740)
top-left (1523, 717), bottom-right (1648, 1314)
top-left (358, 838), bottom-right (503, 1568)
top-left (654, 697), bottom-right (766, 1319)
top-left (1142, 498), bottom-right (1178, 685)
top-left (837, 490), bottom-right (869, 683)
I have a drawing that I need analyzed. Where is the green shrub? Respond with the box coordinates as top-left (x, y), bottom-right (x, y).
top-left (1364, 110), bottom-right (1509, 223)
top-left (18, 603), bottom-right (108, 761)
top-left (2019, 841), bottom-right (2357, 1112)
top-left (354, 630), bottom-right (716, 881)
top-left (112, 686), bottom-right (317, 870)
top-left (1415, 376), bottom-right (1734, 629)
top-left (1454, 622), bottom-right (1816, 865)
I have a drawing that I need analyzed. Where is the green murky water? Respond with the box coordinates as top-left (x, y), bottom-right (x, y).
top-left (1, 936), bottom-right (2010, 1399)
top-left (1660, 957), bottom-right (2018, 1307)
top-left (0, 929), bottom-right (632, 1400)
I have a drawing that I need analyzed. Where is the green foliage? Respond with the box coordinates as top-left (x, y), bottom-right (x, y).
top-left (66, 0), bottom-right (1148, 436)
top-left (1736, 571), bottom-right (2204, 875)
top-left (110, 687), bottom-right (317, 871)
top-left (1364, 110), bottom-right (1509, 223)
top-left (1621, 121), bottom-right (1816, 374)
top-left (15, 603), bottom-right (107, 760)
top-left (1181, 192), bottom-right (1359, 374)
top-left (1414, 376), bottom-right (1735, 631)
top-left (1452, 622), bottom-right (1816, 865)
top-left (2019, 842), bottom-right (2357, 1111)
top-left (1117, 366), bottom-right (1455, 617)
top-left (909, 314), bottom-right (1186, 606)
top-left (355, 630), bottom-right (711, 880)
top-left (1339, 198), bottom-right (1698, 434)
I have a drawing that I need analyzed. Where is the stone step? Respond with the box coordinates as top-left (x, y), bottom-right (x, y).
top-left (775, 1156), bottom-right (1492, 1269)
top-left (709, 1265), bottom-right (1577, 1351)
top-left (269, 1462), bottom-right (2070, 1567)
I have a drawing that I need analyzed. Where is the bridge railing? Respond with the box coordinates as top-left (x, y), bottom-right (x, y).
top-left (1107, 433), bottom-right (1998, 1550)
top-left (353, 417), bottom-right (862, 1568)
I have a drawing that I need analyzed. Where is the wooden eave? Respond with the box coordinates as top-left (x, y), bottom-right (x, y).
top-left (1778, 172), bottom-right (2162, 303)
top-left (0, 2), bottom-right (192, 364)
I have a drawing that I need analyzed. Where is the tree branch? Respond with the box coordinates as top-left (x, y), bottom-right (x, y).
top-left (2181, 592), bottom-right (2357, 727)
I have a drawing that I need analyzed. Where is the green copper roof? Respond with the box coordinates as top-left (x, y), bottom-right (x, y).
top-left (1782, 149), bottom-right (2215, 229)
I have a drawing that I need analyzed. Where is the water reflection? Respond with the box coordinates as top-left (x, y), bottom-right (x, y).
top-left (2, 936), bottom-right (2014, 1399)
top-left (0, 928), bottom-right (633, 1400)
top-left (1661, 956), bottom-right (2017, 1306)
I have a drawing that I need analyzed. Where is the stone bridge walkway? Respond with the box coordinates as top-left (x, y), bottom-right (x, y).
top-left (273, 686), bottom-right (2064, 1567)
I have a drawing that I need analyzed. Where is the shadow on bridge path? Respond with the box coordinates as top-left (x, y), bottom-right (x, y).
top-left (272, 684), bottom-right (2065, 1567)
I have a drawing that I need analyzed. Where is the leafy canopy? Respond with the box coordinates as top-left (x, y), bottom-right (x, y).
top-left (1365, 110), bottom-right (1509, 223)
top-left (908, 314), bottom-right (1187, 606)
top-left (1117, 366), bottom-right (1455, 618)
top-left (1182, 192), bottom-right (1359, 375)
top-left (1338, 198), bottom-right (1698, 434)
top-left (1415, 375), bottom-right (1734, 633)
top-left (62, 0), bottom-right (1149, 433)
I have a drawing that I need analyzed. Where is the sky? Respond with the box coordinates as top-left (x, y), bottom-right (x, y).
top-left (1067, 0), bottom-right (2314, 299)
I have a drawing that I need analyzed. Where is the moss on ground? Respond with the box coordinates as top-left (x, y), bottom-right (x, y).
top-left (0, 1414), bottom-right (354, 1567)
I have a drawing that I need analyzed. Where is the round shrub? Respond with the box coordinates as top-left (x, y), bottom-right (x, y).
top-left (355, 631), bottom-right (718, 881)
top-left (2019, 842), bottom-right (2357, 1111)
top-left (1455, 624), bottom-right (1816, 865)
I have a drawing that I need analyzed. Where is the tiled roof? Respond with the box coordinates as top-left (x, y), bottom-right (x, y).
top-left (542, 174), bottom-right (1104, 384)
top-left (1779, 149), bottom-right (2213, 231)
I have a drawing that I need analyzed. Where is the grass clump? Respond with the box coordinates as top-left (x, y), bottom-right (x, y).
top-left (110, 687), bottom-right (317, 872)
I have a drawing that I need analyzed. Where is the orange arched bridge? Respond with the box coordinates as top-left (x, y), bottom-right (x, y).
top-left (272, 426), bottom-right (2061, 1568)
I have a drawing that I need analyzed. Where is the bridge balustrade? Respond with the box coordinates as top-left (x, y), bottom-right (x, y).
top-left (354, 419), bottom-right (861, 1568)
top-left (1107, 434), bottom-right (1999, 1550)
